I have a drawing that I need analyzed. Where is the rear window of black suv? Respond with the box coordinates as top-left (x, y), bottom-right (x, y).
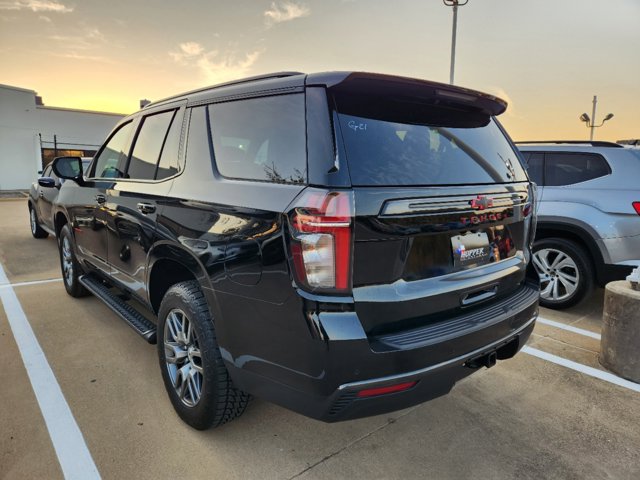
top-left (335, 99), bottom-right (527, 186)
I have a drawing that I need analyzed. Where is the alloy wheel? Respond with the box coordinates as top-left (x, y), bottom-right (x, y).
top-left (30, 209), bottom-right (37, 235)
top-left (533, 247), bottom-right (580, 302)
top-left (61, 236), bottom-right (74, 287)
top-left (163, 308), bottom-right (203, 407)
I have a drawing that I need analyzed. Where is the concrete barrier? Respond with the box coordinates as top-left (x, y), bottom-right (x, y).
top-left (601, 280), bottom-right (640, 383)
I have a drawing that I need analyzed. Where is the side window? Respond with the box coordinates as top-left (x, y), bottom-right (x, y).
top-left (184, 106), bottom-right (210, 170)
top-left (545, 153), bottom-right (611, 186)
top-left (93, 122), bottom-right (134, 179)
top-left (127, 110), bottom-right (176, 180)
top-left (525, 152), bottom-right (544, 186)
top-left (208, 94), bottom-right (306, 183)
top-left (156, 109), bottom-right (182, 180)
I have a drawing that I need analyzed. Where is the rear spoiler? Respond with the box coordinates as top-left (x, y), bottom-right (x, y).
top-left (307, 71), bottom-right (507, 117)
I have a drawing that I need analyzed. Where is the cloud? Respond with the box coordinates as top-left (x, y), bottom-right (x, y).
top-left (169, 41), bottom-right (262, 85)
top-left (197, 50), bottom-right (262, 84)
top-left (85, 27), bottom-right (105, 42)
top-left (0, 0), bottom-right (73, 13)
top-left (169, 41), bottom-right (204, 62)
top-left (38, 14), bottom-right (50, 21)
top-left (48, 27), bottom-right (107, 50)
top-left (264, 1), bottom-right (309, 27)
top-left (53, 51), bottom-right (114, 63)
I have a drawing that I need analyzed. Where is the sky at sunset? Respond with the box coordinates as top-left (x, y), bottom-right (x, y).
top-left (1, 0), bottom-right (638, 141)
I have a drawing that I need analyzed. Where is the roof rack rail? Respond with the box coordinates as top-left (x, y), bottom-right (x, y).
top-left (145, 71), bottom-right (305, 108)
top-left (514, 140), bottom-right (624, 148)
top-left (202, 71), bottom-right (304, 91)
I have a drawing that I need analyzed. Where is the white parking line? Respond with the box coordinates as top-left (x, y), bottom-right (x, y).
top-left (522, 346), bottom-right (640, 393)
top-left (0, 265), bottom-right (100, 479)
top-left (537, 316), bottom-right (602, 340)
top-left (0, 277), bottom-right (63, 289)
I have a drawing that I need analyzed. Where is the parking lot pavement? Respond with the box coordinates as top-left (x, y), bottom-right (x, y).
top-left (0, 199), bottom-right (60, 284)
top-left (0, 296), bottom-right (63, 479)
top-left (1, 198), bottom-right (640, 479)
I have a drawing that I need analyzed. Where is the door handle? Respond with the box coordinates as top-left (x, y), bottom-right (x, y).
top-left (137, 202), bottom-right (156, 214)
top-left (461, 285), bottom-right (498, 307)
top-left (95, 194), bottom-right (106, 204)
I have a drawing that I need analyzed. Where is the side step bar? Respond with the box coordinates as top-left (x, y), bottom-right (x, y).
top-left (79, 274), bottom-right (157, 344)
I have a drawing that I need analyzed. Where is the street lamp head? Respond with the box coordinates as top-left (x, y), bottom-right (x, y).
top-left (580, 113), bottom-right (590, 123)
top-left (443, 0), bottom-right (469, 6)
top-left (603, 113), bottom-right (614, 122)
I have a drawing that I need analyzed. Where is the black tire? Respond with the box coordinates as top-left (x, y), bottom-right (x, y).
top-left (58, 224), bottom-right (89, 297)
top-left (532, 237), bottom-right (594, 310)
top-left (29, 204), bottom-right (48, 239)
top-left (157, 280), bottom-right (249, 430)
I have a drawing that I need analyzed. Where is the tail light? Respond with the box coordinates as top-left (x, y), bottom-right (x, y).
top-left (288, 189), bottom-right (354, 293)
top-left (633, 202), bottom-right (640, 215)
top-left (526, 183), bottom-right (538, 249)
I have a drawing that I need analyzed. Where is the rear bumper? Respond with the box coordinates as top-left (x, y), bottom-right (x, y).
top-left (226, 281), bottom-right (539, 422)
top-left (325, 315), bottom-right (536, 421)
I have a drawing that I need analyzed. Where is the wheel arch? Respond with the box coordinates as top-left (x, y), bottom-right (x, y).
top-left (535, 221), bottom-right (606, 285)
top-left (54, 210), bottom-right (69, 238)
top-left (146, 242), bottom-right (219, 317)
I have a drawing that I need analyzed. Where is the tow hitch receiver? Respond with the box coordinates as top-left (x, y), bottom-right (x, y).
top-left (466, 351), bottom-right (498, 369)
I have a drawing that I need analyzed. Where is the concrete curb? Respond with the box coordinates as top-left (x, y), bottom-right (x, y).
top-left (0, 191), bottom-right (29, 201)
top-left (601, 280), bottom-right (640, 383)
top-left (0, 196), bottom-right (28, 202)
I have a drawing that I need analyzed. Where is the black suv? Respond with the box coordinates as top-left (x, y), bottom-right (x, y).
top-left (51, 72), bottom-right (539, 430)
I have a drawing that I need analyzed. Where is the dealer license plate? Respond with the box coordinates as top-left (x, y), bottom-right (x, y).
top-left (451, 232), bottom-right (491, 268)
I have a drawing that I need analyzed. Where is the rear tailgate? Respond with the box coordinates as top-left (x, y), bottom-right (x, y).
top-left (351, 183), bottom-right (531, 335)
top-left (327, 74), bottom-right (534, 336)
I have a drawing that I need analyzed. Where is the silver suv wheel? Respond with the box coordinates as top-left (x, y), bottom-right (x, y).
top-left (533, 247), bottom-right (579, 302)
top-left (163, 308), bottom-right (203, 407)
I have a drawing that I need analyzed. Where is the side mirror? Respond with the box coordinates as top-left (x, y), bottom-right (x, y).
top-left (52, 156), bottom-right (84, 184)
top-left (38, 177), bottom-right (56, 188)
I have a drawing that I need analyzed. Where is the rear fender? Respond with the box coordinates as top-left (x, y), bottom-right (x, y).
top-left (147, 241), bottom-right (229, 343)
top-left (535, 219), bottom-right (608, 284)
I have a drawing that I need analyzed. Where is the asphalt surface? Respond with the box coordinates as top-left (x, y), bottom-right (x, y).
top-left (1, 198), bottom-right (639, 479)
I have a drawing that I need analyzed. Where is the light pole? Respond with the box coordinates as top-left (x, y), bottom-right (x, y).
top-left (443, 0), bottom-right (469, 85)
top-left (579, 95), bottom-right (614, 141)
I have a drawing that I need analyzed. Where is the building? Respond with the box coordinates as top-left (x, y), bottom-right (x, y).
top-left (0, 83), bottom-right (125, 191)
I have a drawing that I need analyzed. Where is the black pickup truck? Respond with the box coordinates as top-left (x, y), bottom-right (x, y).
top-left (51, 71), bottom-right (539, 430)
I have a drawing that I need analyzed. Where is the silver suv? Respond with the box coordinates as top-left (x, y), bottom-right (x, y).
top-left (518, 141), bottom-right (640, 309)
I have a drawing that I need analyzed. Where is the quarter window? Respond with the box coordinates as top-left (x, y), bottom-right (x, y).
top-left (185, 107), bottom-right (210, 171)
top-left (208, 94), bottom-right (306, 184)
top-left (93, 122), bottom-right (134, 178)
top-left (128, 110), bottom-right (176, 180)
top-left (544, 153), bottom-right (610, 186)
